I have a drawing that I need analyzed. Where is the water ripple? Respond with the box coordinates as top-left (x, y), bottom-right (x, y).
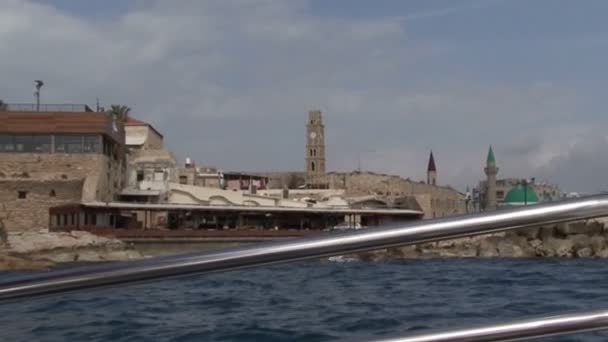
top-left (2, 259), bottom-right (608, 341)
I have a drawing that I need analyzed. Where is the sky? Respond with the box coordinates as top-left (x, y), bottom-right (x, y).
top-left (2, 0), bottom-right (608, 193)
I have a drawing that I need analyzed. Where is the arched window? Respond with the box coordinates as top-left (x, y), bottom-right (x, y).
top-left (311, 162), bottom-right (316, 172)
top-left (310, 149), bottom-right (313, 156)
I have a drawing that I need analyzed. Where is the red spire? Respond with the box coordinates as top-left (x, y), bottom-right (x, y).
top-left (427, 151), bottom-right (437, 172)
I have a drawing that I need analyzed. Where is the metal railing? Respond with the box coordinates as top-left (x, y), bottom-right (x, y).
top-left (5, 103), bottom-right (94, 112)
top-left (3, 195), bottom-right (608, 341)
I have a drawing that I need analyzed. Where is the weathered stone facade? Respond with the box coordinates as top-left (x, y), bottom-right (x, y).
top-left (0, 153), bottom-right (125, 232)
top-left (318, 171), bottom-right (465, 218)
top-left (0, 180), bottom-right (83, 232)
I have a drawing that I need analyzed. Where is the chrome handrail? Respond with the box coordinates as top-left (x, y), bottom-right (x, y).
top-left (2, 195), bottom-right (608, 341)
top-left (377, 309), bottom-right (608, 342)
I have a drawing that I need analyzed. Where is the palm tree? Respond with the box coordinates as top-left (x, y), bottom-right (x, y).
top-left (108, 104), bottom-right (131, 123)
top-left (0, 99), bottom-right (7, 111)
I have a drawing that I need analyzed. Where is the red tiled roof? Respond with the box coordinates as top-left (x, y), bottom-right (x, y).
top-left (125, 116), bottom-right (147, 126)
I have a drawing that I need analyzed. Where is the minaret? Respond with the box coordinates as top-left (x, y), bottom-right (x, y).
top-left (305, 110), bottom-right (326, 188)
top-left (484, 146), bottom-right (499, 210)
top-left (427, 151), bottom-right (437, 185)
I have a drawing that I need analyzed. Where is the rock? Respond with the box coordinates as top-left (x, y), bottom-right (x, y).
top-left (0, 254), bottom-right (54, 270)
top-left (539, 226), bottom-right (556, 241)
top-left (576, 247), bottom-right (593, 258)
top-left (591, 236), bottom-right (607, 255)
top-left (0, 230), bottom-right (142, 268)
top-left (387, 246), bottom-right (419, 258)
top-left (596, 249), bottom-right (608, 258)
top-left (477, 237), bottom-right (500, 257)
top-left (557, 221), bottom-right (604, 236)
top-left (569, 234), bottom-right (593, 249)
top-left (528, 239), bottom-right (544, 256)
top-left (436, 240), bottom-right (455, 248)
top-left (542, 237), bottom-right (574, 257)
top-left (515, 226), bottom-right (540, 240)
top-left (496, 241), bottom-right (525, 257)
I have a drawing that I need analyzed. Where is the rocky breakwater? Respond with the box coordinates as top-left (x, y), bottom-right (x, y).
top-left (0, 230), bottom-right (142, 270)
top-left (357, 219), bottom-right (608, 260)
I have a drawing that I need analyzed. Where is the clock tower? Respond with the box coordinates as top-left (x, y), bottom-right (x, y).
top-left (305, 110), bottom-right (326, 188)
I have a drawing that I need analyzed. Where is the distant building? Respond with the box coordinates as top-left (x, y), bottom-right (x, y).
top-left (0, 103), bottom-right (125, 232)
top-left (122, 116), bottom-right (176, 204)
top-left (476, 147), bottom-right (561, 209)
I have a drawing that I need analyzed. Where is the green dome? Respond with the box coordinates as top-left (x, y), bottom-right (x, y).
top-left (504, 185), bottom-right (539, 205)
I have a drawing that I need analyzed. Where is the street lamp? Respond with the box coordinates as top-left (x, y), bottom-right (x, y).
top-left (34, 80), bottom-right (44, 111)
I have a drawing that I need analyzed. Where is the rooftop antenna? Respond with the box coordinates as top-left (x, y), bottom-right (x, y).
top-left (34, 80), bottom-right (44, 111)
top-left (96, 98), bottom-right (100, 112)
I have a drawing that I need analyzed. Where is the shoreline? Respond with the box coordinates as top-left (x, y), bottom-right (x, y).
top-left (2, 218), bottom-right (608, 271)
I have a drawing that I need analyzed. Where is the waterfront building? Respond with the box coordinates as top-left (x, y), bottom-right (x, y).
top-left (0, 103), bottom-right (125, 232)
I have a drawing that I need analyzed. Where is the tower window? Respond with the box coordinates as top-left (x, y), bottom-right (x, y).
top-left (311, 162), bottom-right (316, 172)
top-left (310, 149), bottom-right (313, 157)
top-left (137, 170), bottom-right (144, 182)
top-left (18, 191), bottom-right (27, 199)
top-left (49, 189), bottom-right (56, 197)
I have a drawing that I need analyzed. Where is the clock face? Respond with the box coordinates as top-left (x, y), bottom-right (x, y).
top-left (309, 132), bottom-right (317, 139)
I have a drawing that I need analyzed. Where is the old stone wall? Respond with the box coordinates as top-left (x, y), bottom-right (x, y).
top-left (0, 153), bottom-right (125, 232)
top-left (321, 172), bottom-right (465, 218)
top-left (0, 153), bottom-right (124, 202)
top-left (0, 180), bottom-right (83, 232)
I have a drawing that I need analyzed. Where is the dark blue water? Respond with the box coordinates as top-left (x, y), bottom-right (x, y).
top-left (1, 258), bottom-right (608, 341)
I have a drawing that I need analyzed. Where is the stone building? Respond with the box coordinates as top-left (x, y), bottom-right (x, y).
top-left (176, 161), bottom-right (269, 191)
top-left (0, 104), bottom-right (126, 232)
top-left (122, 116), bottom-right (176, 202)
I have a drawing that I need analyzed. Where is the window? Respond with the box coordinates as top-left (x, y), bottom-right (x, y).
top-left (311, 162), bottom-right (315, 172)
top-left (0, 134), bottom-right (15, 152)
top-left (49, 189), bottom-right (56, 197)
top-left (496, 190), bottom-right (505, 199)
top-left (0, 134), bottom-right (51, 152)
top-left (17, 191), bottom-right (27, 199)
top-left (55, 135), bottom-right (83, 153)
top-left (83, 136), bottom-right (101, 153)
top-left (137, 170), bottom-right (144, 182)
top-left (179, 175), bottom-right (188, 184)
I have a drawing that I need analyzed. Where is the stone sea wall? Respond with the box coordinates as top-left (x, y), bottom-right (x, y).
top-left (358, 219), bottom-right (608, 260)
